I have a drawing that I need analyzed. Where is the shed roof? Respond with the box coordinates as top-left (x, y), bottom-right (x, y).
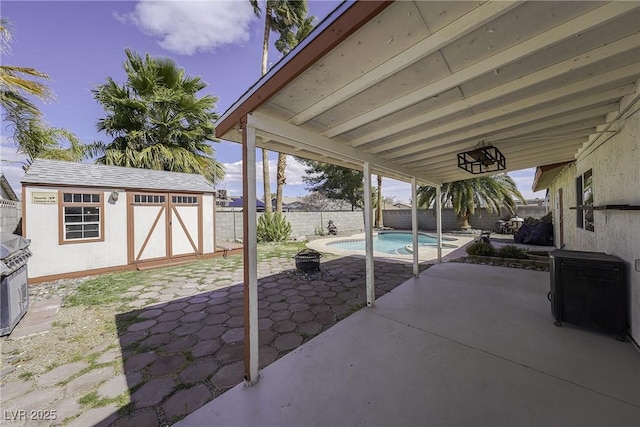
top-left (216, 1), bottom-right (640, 187)
top-left (21, 159), bottom-right (214, 193)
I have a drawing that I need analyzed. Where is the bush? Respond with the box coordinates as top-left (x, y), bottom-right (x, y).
top-left (496, 245), bottom-right (528, 259)
top-left (257, 213), bottom-right (292, 243)
top-left (466, 241), bottom-right (496, 256)
top-left (540, 211), bottom-right (552, 223)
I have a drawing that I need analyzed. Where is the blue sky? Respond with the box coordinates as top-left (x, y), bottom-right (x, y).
top-left (1, 0), bottom-right (545, 202)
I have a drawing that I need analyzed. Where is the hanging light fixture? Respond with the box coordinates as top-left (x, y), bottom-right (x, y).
top-left (457, 141), bottom-right (506, 174)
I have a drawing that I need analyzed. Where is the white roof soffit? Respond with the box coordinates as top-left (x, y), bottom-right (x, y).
top-left (216, 1), bottom-right (640, 185)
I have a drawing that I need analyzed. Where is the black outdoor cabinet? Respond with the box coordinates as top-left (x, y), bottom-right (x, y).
top-left (549, 250), bottom-right (628, 340)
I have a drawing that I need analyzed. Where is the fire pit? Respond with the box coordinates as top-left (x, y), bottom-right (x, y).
top-left (294, 249), bottom-right (322, 272)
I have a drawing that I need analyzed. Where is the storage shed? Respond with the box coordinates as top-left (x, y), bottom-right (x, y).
top-left (21, 159), bottom-right (221, 283)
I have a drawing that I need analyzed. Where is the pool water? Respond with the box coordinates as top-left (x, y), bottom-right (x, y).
top-left (327, 232), bottom-right (456, 255)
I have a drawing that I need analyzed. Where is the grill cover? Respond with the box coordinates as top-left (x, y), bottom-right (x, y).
top-left (1, 233), bottom-right (30, 260)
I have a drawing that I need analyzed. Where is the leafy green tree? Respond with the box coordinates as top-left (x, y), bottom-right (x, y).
top-left (300, 159), bottom-right (364, 211)
top-left (93, 49), bottom-right (223, 182)
top-left (417, 174), bottom-right (526, 229)
top-left (251, 0), bottom-right (309, 212)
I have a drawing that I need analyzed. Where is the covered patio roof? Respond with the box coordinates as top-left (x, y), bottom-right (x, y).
top-left (213, 0), bottom-right (640, 385)
top-left (216, 0), bottom-right (640, 185)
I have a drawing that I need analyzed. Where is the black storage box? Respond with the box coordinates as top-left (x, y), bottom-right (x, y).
top-left (549, 250), bottom-right (627, 340)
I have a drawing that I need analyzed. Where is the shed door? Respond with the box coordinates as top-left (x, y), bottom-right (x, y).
top-left (129, 192), bottom-right (202, 264)
top-left (169, 194), bottom-right (202, 257)
top-left (130, 193), bottom-right (169, 262)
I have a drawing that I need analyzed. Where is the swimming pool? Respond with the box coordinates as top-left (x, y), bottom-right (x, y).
top-left (327, 232), bottom-right (457, 255)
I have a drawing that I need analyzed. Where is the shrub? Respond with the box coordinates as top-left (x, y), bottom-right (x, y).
top-left (257, 213), bottom-right (292, 243)
top-left (314, 226), bottom-right (326, 236)
top-left (540, 211), bottom-right (553, 223)
top-left (466, 241), bottom-right (495, 257)
top-left (496, 245), bottom-right (528, 259)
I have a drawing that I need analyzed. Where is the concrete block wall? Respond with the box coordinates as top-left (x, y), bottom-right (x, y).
top-left (0, 200), bottom-right (21, 234)
top-left (382, 206), bottom-right (547, 231)
top-left (217, 206), bottom-right (548, 241)
top-left (216, 211), bottom-right (364, 242)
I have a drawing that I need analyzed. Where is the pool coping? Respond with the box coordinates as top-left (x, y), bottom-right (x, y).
top-left (307, 231), bottom-right (475, 263)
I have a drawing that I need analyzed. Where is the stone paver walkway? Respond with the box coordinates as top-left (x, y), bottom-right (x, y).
top-left (1, 254), bottom-right (427, 426)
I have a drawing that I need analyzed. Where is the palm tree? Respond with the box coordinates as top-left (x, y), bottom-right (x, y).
top-left (0, 19), bottom-right (52, 124)
top-left (93, 49), bottom-right (224, 183)
top-left (251, 0), bottom-right (309, 212)
top-left (273, 13), bottom-right (313, 213)
top-left (12, 119), bottom-right (95, 170)
top-left (417, 174), bottom-right (526, 230)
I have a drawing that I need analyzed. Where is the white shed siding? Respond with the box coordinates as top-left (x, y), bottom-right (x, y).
top-left (24, 187), bottom-right (128, 279)
top-left (202, 194), bottom-right (215, 254)
top-left (548, 108), bottom-right (640, 343)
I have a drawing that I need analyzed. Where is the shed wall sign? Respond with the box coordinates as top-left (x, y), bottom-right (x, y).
top-left (32, 192), bottom-right (58, 204)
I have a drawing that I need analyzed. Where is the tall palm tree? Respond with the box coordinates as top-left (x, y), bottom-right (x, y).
top-left (274, 13), bottom-right (313, 213)
top-left (0, 19), bottom-right (52, 123)
top-left (417, 174), bottom-right (526, 229)
top-left (93, 49), bottom-right (224, 183)
top-left (251, 0), bottom-right (309, 212)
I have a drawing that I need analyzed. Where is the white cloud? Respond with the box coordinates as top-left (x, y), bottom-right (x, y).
top-left (126, 0), bottom-right (256, 55)
top-left (217, 157), bottom-right (309, 197)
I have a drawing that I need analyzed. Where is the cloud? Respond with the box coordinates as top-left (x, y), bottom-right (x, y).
top-left (217, 157), bottom-right (308, 196)
top-left (125, 0), bottom-right (257, 55)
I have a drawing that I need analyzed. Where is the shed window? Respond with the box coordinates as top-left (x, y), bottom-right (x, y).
top-left (134, 194), bottom-right (165, 204)
top-left (172, 196), bottom-right (198, 205)
top-left (61, 192), bottom-right (103, 242)
top-left (576, 169), bottom-right (594, 232)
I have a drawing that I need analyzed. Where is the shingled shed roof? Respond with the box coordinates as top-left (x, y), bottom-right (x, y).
top-left (21, 159), bottom-right (214, 193)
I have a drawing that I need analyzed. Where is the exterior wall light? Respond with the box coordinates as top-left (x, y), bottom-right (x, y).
top-left (110, 190), bottom-right (120, 201)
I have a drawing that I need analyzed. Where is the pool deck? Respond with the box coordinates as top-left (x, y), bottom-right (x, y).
top-left (307, 231), bottom-right (475, 262)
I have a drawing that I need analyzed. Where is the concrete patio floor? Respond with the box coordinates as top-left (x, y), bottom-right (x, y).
top-left (178, 263), bottom-right (640, 427)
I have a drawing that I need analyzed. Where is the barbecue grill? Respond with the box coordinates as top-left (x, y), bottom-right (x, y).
top-left (1, 232), bottom-right (32, 336)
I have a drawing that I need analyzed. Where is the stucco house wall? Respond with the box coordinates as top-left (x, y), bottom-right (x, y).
top-left (547, 108), bottom-right (640, 343)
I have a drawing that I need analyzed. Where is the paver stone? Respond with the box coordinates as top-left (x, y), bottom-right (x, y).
top-left (210, 362), bottom-right (244, 390)
top-left (131, 377), bottom-right (175, 407)
top-left (65, 366), bottom-right (115, 396)
top-left (147, 354), bottom-right (186, 377)
top-left (36, 362), bottom-right (87, 387)
top-left (178, 360), bottom-right (219, 384)
top-left (97, 372), bottom-right (142, 399)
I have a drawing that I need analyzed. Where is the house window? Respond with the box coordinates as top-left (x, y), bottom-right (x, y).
top-left (61, 192), bottom-right (103, 242)
top-left (172, 195), bottom-right (198, 205)
top-left (576, 169), bottom-right (594, 232)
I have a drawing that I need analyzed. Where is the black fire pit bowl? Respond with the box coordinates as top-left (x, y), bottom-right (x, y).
top-left (295, 249), bottom-right (322, 272)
